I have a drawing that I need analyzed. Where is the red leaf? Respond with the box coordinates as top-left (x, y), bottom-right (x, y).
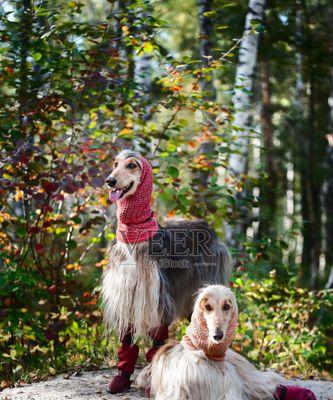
top-left (41, 180), bottom-right (57, 194)
top-left (28, 227), bottom-right (40, 234)
top-left (35, 243), bottom-right (43, 253)
top-left (52, 194), bottom-right (64, 201)
top-left (48, 284), bottom-right (57, 295)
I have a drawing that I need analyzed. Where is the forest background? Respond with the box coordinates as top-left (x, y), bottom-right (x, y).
top-left (0, 0), bottom-right (333, 388)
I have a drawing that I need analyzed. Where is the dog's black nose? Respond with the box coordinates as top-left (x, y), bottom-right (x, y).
top-left (106, 177), bottom-right (117, 187)
top-left (213, 333), bottom-right (224, 341)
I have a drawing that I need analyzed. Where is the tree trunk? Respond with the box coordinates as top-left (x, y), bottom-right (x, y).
top-left (198, 0), bottom-right (216, 100)
top-left (18, 0), bottom-right (33, 138)
top-left (325, 6), bottom-right (333, 289)
top-left (292, 0), bottom-right (313, 287)
top-left (229, 0), bottom-right (266, 177)
top-left (257, 59), bottom-right (277, 239)
top-left (225, 0), bottom-right (266, 248)
top-left (119, 0), bottom-right (135, 82)
top-left (134, 4), bottom-right (154, 155)
top-left (325, 133), bottom-right (333, 289)
top-left (191, 0), bottom-right (217, 217)
top-left (308, 75), bottom-right (321, 290)
top-left (298, 0), bottom-right (323, 289)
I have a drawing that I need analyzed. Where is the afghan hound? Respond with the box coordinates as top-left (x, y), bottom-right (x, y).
top-left (102, 150), bottom-right (231, 393)
top-left (137, 285), bottom-right (284, 400)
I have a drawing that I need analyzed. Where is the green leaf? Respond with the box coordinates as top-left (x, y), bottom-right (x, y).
top-left (203, 11), bottom-right (216, 18)
top-left (143, 42), bottom-right (154, 54)
top-left (67, 239), bottom-right (77, 250)
top-left (166, 166), bottom-right (179, 178)
top-left (32, 52), bottom-right (42, 61)
top-left (279, 240), bottom-right (288, 250)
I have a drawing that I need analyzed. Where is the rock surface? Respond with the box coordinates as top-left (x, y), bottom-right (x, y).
top-left (1, 369), bottom-right (333, 400)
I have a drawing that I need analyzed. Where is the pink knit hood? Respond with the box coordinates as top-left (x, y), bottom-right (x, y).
top-left (181, 287), bottom-right (238, 361)
top-left (110, 155), bottom-right (159, 244)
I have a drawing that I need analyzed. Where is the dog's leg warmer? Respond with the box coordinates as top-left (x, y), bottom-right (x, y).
top-left (146, 325), bottom-right (169, 363)
top-left (116, 329), bottom-right (139, 374)
top-left (107, 328), bottom-right (139, 394)
top-left (274, 385), bottom-right (317, 400)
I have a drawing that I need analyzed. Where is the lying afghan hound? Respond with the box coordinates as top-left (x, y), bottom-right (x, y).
top-left (137, 285), bottom-right (284, 400)
top-left (102, 150), bottom-right (231, 393)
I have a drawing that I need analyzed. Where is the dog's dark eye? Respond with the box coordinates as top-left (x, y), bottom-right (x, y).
top-left (127, 163), bottom-right (137, 169)
top-left (114, 162), bottom-right (118, 168)
top-left (205, 304), bottom-right (213, 312)
top-left (223, 303), bottom-right (231, 311)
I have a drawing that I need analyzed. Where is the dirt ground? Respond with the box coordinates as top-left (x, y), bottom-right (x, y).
top-left (1, 368), bottom-right (333, 400)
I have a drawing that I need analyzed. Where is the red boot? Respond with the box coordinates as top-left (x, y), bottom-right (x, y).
top-left (107, 329), bottom-right (139, 394)
top-left (144, 325), bottom-right (169, 398)
top-left (107, 371), bottom-right (132, 394)
top-left (146, 325), bottom-right (169, 363)
top-left (274, 385), bottom-right (317, 400)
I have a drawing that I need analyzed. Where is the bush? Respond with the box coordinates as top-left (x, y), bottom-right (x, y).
top-left (233, 272), bottom-right (333, 378)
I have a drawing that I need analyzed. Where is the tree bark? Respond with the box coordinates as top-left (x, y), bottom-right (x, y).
top-left (325, 133), bottom-right (333, 289)
top-left (18, 0), bottom-right (33, 138)
top-left (229, 0), bottom-right (266, 177)
top-left (296, 2), bottom-right (313, 287)
top-left (298, 0), bottom-right (323, 289)
top-left (191, 0), bottom-right (217, 216)
top-left (225, 0), bottom-right (266, 248)
top-left (118, 0), bottom-right (135, 82)
top-left (257, 59), bottom-right (277, 239)
top-left (198, 0), bottom-right (216, 100)
top-left (324, 6), bottom-right (333, 289)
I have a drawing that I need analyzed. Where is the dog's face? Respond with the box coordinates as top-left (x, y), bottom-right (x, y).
top-left (199, 286), bottom-right (236, 343)
top-left (106, 150), bottom-right (142, 201)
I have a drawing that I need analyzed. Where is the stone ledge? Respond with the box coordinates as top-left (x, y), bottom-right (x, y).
top-left (1, 369), bottom-right (333, 400)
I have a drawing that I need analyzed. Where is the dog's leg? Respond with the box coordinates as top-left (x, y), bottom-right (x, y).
top-left (107, 327), bottom-right (139, 394)
top-left (142, 325), bottom-right (169, 397)
top-left (146, 325), bottom-right (169, 363)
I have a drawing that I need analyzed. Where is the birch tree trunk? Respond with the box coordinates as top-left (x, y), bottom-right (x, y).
top-left (229, 0), bottom-right (266, 176)
top-left (225, 0), bottom-right (266, 248)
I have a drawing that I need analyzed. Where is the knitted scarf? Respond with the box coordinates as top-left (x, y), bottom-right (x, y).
top-left (181, 300), bottom-right (238, 361)
top-left (110, 155), bottom-right (159, 244)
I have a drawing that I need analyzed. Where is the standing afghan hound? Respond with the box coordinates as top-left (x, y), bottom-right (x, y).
top-left (102, 150), bottom-right (231, 393)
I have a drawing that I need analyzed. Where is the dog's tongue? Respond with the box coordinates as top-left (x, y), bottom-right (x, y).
top-left (109, 189), bottom-right (122, 202)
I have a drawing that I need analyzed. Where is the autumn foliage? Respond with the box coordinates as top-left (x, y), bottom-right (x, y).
top-left (0, 0), bottom-right (332, 387)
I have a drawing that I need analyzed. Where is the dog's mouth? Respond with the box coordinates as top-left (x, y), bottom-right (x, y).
top-left (109, 181), bottom-right (134, 201)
